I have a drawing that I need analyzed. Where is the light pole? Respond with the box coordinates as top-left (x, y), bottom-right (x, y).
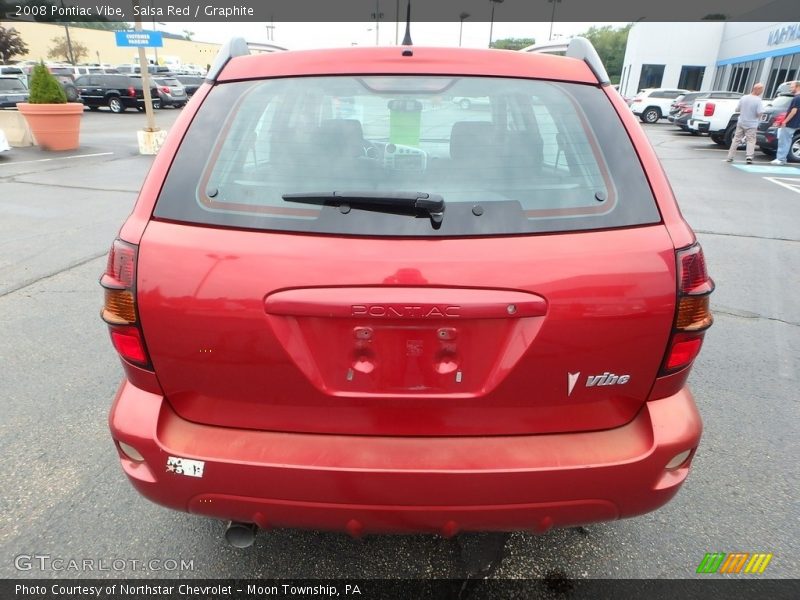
top-left (548, 0), bottom-right (562, 41)
top-left (146, 0), bottom-right (160, 65)
top-left (395, 0), bottom-right (400, 45)
top-left (488, 0), bottom-right (504, 48)
top-left (132, 0), bottom-right (156, 134)
top-left (371, 0), bottom-right (383, 46)
top-left (151, 21), bottom-right (165, 65)
top-left (59, 0), bottom-right (75, 64)
top-left (459, 12), bottom-right (470, 47)
top-left (265, 15), bottom-right (275, 41)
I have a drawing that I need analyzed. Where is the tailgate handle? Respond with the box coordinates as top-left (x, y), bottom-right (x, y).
top-left (265, 288), bottom-right (547, 319)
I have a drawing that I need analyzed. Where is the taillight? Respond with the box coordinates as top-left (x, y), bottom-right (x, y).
top-left (664, 334), bottom-right (704, 371)
top-left (128, 86), bottom-right (136, 97)
top-left (100, 239), bottom-right (151, 368)
top-left (160, 86), bottom-right (170, 94)
top-left (660, 244), bottom-right (714, 375)
top-left (773, 112), bottom-right (787, 127)
top-left (110, 327), bottom-right (148, 364)
top-left (704, 103), bottom-right (715, 117)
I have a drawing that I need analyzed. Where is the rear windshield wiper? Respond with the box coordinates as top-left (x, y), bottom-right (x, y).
top-left (282, 191), bottom-right (445, 228)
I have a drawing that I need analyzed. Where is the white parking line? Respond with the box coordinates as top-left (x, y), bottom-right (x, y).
top-left (763, 176), bottom-right (800, 195)
top-left (0, 152), bottom-right (114, 167)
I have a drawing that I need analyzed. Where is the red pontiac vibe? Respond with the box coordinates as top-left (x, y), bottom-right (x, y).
top-left (101, 37), bottom-right (713, 546)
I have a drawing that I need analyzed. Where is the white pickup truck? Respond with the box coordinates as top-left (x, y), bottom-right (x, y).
top-left (687, 92), bottom-right (743, 147)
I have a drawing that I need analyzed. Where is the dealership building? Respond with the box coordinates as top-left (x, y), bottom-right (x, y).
top-left (620, 22), bottom-right (800, 98)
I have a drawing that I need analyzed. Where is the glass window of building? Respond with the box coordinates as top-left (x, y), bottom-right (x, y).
top-left (765, 52), bottom-right (800, 98)
top-left (637, 64), bottom-right (665, 90)
top-left (678, 66), bottom-right (705, 91)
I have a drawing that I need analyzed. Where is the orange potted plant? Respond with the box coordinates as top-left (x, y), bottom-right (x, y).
top-left (17, 62), bottom-right (83, 151)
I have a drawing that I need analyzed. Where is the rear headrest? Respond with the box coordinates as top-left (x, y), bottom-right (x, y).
top-left (319, 119), bottom-right (365, 156)
top-left (450, 121), bottom-right (496, 160)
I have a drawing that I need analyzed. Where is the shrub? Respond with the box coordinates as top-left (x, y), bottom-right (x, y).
top-left (28, 62), bottom-right (67, 104)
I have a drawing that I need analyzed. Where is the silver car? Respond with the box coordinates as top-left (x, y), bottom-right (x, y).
top-left (152, 76), bottom-right (187, 108)
top-left (0, 75), bottom-right (29, 108)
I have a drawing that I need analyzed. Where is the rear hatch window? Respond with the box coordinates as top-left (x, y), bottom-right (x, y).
top-left (768, 95), bottom-right (793, 112)
top-left (154, 76), bottom-right (660, 236)
top-left (0, 78), bottom-right (27, 91)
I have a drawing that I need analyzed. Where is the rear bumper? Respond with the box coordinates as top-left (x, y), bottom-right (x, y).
top-left (109, 381), bottom-right (702, 535)
top-left (688, 119), bottom-right (710, 133)
top-left (157, 94), bottom-right (186, 106)
top-left (757, 129), bottom-right (776, 148)
top-left (121, 97), bottom-right (144, 109)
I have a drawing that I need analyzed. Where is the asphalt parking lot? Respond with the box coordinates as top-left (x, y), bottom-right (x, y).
top-left (0, 112), bottom-right (797, 581)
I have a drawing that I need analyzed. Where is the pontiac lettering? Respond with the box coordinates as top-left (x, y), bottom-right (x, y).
top-left (351, 305), bottom-right (461, 318)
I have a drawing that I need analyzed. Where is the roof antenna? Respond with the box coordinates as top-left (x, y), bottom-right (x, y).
top-left (401, 0), bottom-right (413, 56)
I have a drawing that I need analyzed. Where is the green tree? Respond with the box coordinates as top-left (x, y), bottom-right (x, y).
top-left (578, 24), bottom-right (632, 84)
top-left (0, 25), bottom-right (28, 64)
top-left (28, 62), bottom-right (67, 104)
top-left (47, 35), bottom-right (89, 64)
top-left (490, 37), bottom-right (535, 50)
top-left (183, 30), bottom-right (195, 41)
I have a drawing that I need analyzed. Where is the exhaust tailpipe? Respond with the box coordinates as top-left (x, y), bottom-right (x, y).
top-left (224, 521), bottom-right (258, 548)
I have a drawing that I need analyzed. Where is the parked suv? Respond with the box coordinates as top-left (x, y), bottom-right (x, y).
top-left (668, 92), bottom-right (708, 131)
top-left (0, 74), bottom-right (29, 108)
top-left (74, 74), bottom-right (158, 112)
top-left (0, 65), bottom-right (25, 80)
top-left (132, 75), bottom-right (187, 108)
top-left (175, 75), bottom-right (204, 97)
top-left (102, 39), bottom-right (713, 545)
top-left (629, 88), bottom-right (689, 123)
top-left (48, 64), bottom-right (92, 79)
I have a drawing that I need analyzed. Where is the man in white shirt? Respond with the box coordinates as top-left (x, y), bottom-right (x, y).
top-left (726, 83), bottom-right (764, 164)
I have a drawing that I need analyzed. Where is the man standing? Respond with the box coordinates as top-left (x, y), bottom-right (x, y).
top-left (726, 83), bottom-right (764, 164)
top-left (771, 80), bottom-right (800, 166)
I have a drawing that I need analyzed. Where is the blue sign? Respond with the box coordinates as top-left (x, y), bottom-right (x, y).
top-left (115, 30), bottom-right (163, 48)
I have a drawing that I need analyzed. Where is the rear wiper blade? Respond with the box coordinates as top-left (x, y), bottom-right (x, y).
top-left (282, 191), bottom-right (445, 228)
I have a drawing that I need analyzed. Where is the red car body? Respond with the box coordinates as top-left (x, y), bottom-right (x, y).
top-left (103, 44), bottom-right (712, 536)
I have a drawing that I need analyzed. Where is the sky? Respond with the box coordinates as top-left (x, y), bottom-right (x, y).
top-left (155, 21), bottom-right (629, 50)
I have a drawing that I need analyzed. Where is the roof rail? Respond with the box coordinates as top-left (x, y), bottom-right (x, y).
top-left (520, 37), bottom-right (610, 86)
top-left (206, 37), bottom-right (251, 83)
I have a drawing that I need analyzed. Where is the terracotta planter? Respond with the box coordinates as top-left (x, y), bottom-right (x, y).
top-left (17, 102), bottom-right (83, 151)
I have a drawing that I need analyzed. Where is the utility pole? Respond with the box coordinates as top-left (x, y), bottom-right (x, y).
top-left (59, 0), bottom-right (75, 64)
top-left (395, 0), bottom-right (400, 44)
top-left (132, 0), bottom-right (155, 133)
top-left (265, 15), bottom-right (275, 41)
top-left (459, 12), bottom-right (470, 47)
top-left (548, 0), bottom-right (563, 41)
top-left (371, 0), bottom-right (383, 46)
top-left (149, 0), bottom-right (158, 65)
top-left (488, 0), bottom-right (504, 48)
